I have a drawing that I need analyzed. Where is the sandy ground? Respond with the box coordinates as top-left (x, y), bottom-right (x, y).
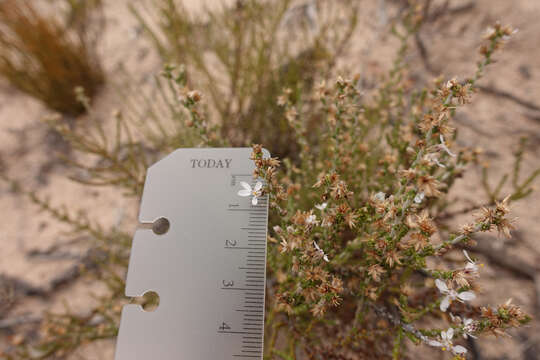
top-left (1, 0), bottom-right (540, 359)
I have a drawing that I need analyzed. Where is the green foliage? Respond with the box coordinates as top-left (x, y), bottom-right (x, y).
top-left (0, 0), bottom-right (104, 115)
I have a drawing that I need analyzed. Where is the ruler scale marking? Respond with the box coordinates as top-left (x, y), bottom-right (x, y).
top-left (115, 148), bottom-right (269, 360)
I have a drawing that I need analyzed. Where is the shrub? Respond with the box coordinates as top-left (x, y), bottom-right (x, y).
top-left (0, 0), bottom-right (104, 115)
top-left (247, 22), bottom-right (538, 358)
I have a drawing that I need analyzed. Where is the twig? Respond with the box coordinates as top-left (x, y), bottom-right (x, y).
top-left (27, 250), bottom-right (81, 261)
top-left (426, 0), bottom-right (449, 22)
top-left (477, 85), bottom-right (540, 112)
top-left (0, 274), bottom-right (47, 298)
top-left (26, 236), bottom-right (89, 260)
top-left (523, 112), bottom-right (540, 124)
top-left (0, 314), bottom-right (41, 329)
top-left (46, 248), bottom-right (106, 292)
top-left (427, 1), bottom-right (475, 23)
top-left (415, 32), bottom-right (436, 74)
top-left (535, 275), bottom-right (540, 315)
top-left (466, 336), bottom-right (482, 360)
top-left (0, 248), bottom-right (106, 299)
top-left (372, 305), bottom-right (427, 342)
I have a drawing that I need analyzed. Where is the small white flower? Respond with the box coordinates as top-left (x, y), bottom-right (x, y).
top-left (435, 279), bottom-right (476, 312)
top-left (502, 28), bottom-right (519, 40)
top-left (484, 26), bottom-right (497, 39)
top-left (463, 250), bottom-right (482, 277)
top-left (446, 78), bottom-right (458, 89)
top-left (315, 202), bottom-right (327, 211)
top-left (313, 241), bottom-right (329, 262)
top-left (424, 153), bottom-right (446, 168)
top-left (238, 181), bottom-right (263, 205)
top-left (306, 214), bottom-right (317, 225)
top-left (450, 314), bottom-right (477, 339)
top-left (439, 135), bottom-right (456, 157)
top-left (273, 225), bottom-right (283, 234)
top-left (414, 192), bottom-right (425, 204)
top-left (428, 328), bottom-right (467, 355)
top-left (462, 318), bottom-right (477, 339)
top-left (374, 192), bottom-right (386, 202)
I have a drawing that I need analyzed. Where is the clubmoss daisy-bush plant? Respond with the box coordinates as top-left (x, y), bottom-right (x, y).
top-left (1, 4), bottom-right (538, 359)
top-left (0, 0), bottom-right (104, 115)
top-left (249, 22), bottom-right (534, 359)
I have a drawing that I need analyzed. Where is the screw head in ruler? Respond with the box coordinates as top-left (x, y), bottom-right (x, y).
top-left (115, 148), bottom-right (269, 360)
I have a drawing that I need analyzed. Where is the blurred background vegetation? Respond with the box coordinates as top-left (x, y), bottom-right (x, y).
top-left (0, 0), bottom-right (104, 115)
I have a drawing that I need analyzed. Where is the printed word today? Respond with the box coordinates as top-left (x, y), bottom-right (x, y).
top-left (190, 158), bottom-right (232, 168)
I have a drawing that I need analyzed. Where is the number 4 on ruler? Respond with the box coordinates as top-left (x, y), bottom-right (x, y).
top-left (115, 148), bottom-right (270, 359)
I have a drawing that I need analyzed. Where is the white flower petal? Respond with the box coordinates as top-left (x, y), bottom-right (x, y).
top-left (434, 158), bottom-right (446, 168)
top-left (238, 189), bottom-right (251, 197)
top-left (440, 134), bottom-right (456, 157)
top-left (414, 192), bottom-right (425, 204)
top-left (428, 340), bottom-right (442, 347)
top-left (458, 291), bottom-right (476, 301)
top-left (315, 203), bottom-right (327, 211)
top-left (435, 279), bottom-right (449, 294)
top-left (323, 254), bottom-right (329, 262)
top-left (252, 196), bottom-right (258, 206)
top-left (441, 329), bottom-right (448, 341)
top-left (463, 250), bottom-right (473, 263)
top-left (254, 181), bottom-right (263, 192)
top-left (446, 328), bottom-right (454, 340)
top-left (440, 296), bottom-right (450, 312)
top-left (313, 241), bottom-right (322, 252)
top-left (452, 345), bottom-right (467, 354)
top-left (240, 181), bottom-right (252, 191)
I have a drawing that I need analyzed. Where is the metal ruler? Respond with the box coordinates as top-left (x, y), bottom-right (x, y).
top-left (115, 148), bottom-right (269, 360)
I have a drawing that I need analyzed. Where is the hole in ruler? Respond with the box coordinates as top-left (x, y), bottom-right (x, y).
top-left (152, 217), bottom-right (170, 235)
top-left (133, 291), bottom-right (160, 312)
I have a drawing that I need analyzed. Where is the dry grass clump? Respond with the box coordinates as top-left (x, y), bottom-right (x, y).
top-left (0, 0), bottom-right (104, 115)
top-left (131, 0), bottom-right (358, 157)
